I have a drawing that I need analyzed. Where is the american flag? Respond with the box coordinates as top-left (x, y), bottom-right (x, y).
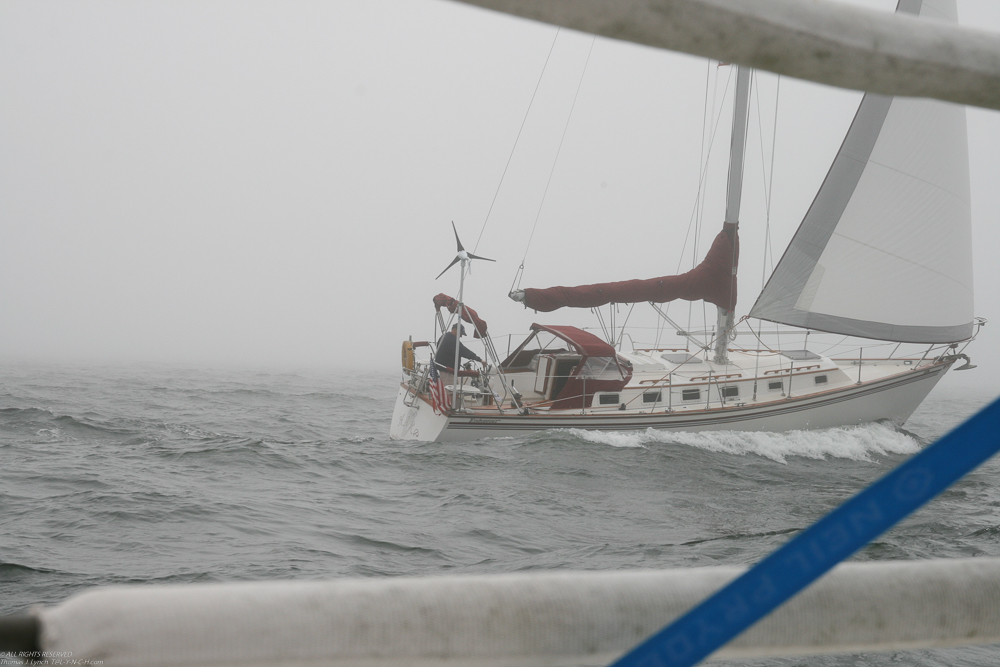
top-left (428, 363), bottom-right (451, 415)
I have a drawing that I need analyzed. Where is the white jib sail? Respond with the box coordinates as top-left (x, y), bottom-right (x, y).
top-left (750, 0), bottom-right (973, 344)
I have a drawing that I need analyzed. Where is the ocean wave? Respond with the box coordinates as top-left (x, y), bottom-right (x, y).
top-left (0, 561), bottom-right (64, 578)
top-left (0, 408), bottom-right (138, 445)
top-left (0, 406), bottom-right (60, 432)
top-left (567, 422), bottom-right (920, 463)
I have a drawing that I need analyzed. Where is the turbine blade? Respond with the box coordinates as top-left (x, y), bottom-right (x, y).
top-left (435, 256), bottom-right (461, 280)
top-left (467, 253), bottom-right (495, 263)
top-left (451, 221), bottom-right (465, 253)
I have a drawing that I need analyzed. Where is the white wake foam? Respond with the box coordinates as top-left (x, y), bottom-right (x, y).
top-left (567, 422), bottom-right (921, 463)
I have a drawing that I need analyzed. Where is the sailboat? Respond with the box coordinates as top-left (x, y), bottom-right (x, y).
top-left (390, 0), bottom-right (982, 442)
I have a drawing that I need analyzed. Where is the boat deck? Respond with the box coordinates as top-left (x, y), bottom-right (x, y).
top-left (468, 349), bottom-right (930, 416)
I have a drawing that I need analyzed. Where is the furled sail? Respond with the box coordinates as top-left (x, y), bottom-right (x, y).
top-left (513, 223), bottom-right (738, 313)
top-left (749, 0), bottom-right (973, 344)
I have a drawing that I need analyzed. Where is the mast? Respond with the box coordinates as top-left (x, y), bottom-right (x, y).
top-left (436, 222), bottom-right (494, 412)
top-left (714, 65), bottom-right (751, 364)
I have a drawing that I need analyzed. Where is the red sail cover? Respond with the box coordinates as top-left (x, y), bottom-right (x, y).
top-left (521, 225), bottom-right (739, 313)
top-left (433, 294), bottom-right (488, 338)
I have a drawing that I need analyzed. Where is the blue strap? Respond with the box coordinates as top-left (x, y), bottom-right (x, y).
top-left (611, 394), bottom-right (1000, 667)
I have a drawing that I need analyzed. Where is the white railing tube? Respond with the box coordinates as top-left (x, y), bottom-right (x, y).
top-left (450, 0), bottom-right (1000, 111)
top-left (30, 558), bottom-right (1000, 666)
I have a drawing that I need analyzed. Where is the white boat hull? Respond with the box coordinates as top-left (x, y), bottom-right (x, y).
top-left (390, 359), bottom-right (954, 442)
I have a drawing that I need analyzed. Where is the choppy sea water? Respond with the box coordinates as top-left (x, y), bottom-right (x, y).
top-left (2, 362), bottom-right (1000, 666)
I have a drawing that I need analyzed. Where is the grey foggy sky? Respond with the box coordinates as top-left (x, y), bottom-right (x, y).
top-left (1, 0), bottom-right (998, 390)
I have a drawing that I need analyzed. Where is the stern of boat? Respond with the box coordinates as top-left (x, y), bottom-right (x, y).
top-left (389, 380), bottom-right (449, 442)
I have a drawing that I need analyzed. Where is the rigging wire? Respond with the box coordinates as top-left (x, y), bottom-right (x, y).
top-left (699, 65), bottom-right (736, 349)
top-left (692, 63), bottom-right (725, 349)
top-left (749, 70), bottom-right (775, 391)
top-left (616, 303), bottom-right (637, 350)
top-left (762, 75), bottom-right (784, 354)
top-left (473, 29), bottom-right (562, 256)
top-left (514, 35), bottom-right (599, 290)
top-left (759, 75), bottom-right (781, 290)
top-left (655, 62), bottom-right (731, 350)
top-left (592, 307), bottom-right (610, 343)
top-left (694, 64), bottom-right (728, 350)
top-left (656, 59), bottom-right (714, 351)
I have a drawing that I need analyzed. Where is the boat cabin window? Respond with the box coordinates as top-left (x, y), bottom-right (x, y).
top-left (768, 381), bottom-right (783, 392)
top-left (781, 350), bottom-right (821, 361)
top-left (577, 357), bottom-right (624, 381)
top-left (814, 375), bottom-right (828, 385)
top-left (661, 353), bottom-right (702, 365)
top-left (643, 391), bottom-right (662, 404)
top-left (598, 393), bottom-right (620, 405)
top-left (681, 388), bottom-right (701, 402)
top-left (502, 331), bottom-right (570, 370)
top-left (721, 386), bottom-right (739, 398)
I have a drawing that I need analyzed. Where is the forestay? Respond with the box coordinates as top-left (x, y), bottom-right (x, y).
top-left (750, 0), bottom-right (973, 344)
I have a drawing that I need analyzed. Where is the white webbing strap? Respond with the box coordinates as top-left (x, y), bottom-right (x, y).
top-left (35, 558), bottom-right (1000, 666)
top-left (450, 0), bottom-right (1000, 111)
